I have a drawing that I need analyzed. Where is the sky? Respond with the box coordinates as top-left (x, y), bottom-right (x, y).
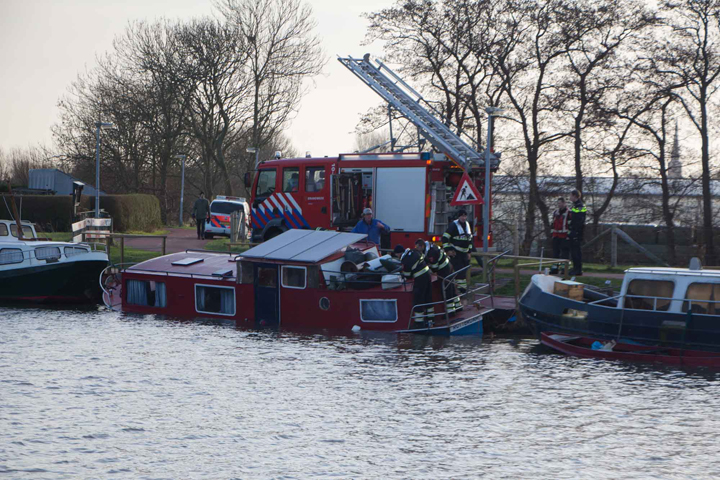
top-left (0, 0), bottom-right (394, 158)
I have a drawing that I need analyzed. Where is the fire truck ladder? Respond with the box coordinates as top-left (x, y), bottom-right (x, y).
top-left (338, 54), bottom-right (485, 170)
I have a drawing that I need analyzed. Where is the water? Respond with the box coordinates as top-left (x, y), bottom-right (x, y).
top-left (2, 307), bottom-right (720, 479)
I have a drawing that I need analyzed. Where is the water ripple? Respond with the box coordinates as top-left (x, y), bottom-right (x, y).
top-left (1, 307), bottom-right (719, 478)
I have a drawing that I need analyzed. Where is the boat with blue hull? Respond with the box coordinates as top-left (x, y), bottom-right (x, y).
top-left (520, 264), bottom-right (720, 352)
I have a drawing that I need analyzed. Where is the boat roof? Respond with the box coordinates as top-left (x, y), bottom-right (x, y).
top-left (625, 267), bottom-right (720, 278)
top-left (127, 251), bottom-right (237, 278)
top-left (240, 229), bottom-right (368, 264)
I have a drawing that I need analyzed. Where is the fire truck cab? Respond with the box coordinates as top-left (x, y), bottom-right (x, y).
top-left (248, 152), bottom-right (493, 250)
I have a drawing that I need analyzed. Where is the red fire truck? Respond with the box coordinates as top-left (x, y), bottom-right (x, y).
top-left (248, 55), bottom-right (500, 249)
top-left (248, 151), bottom-right (494, 249)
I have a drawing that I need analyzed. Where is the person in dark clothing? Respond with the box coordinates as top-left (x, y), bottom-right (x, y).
top-left (550, 197), bottom-right (570, 274)
top-left (192, 192), bottom-right (210, 240)
top-left (393, 244), bottom-right (433, 326)
top-left (442, 210), bottom-right (475, 293)
top-left (416, 239), bottom-right (460, 316)
top-left (568, 190), bottom-right (586, 275)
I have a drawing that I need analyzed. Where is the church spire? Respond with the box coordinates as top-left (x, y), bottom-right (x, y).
top-left (668, 121), bottom-right (682, 178)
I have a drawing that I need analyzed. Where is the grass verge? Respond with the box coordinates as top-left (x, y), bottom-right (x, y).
top-left (203, 237), bottom-right (251, 253)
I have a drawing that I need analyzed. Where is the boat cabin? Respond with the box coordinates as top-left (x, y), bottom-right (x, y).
top-left (619, 267), bottom-right (720, 315)
top-left (117, 230), bottom-right (491, 335)
top-left (0, 219), bottom-right (38, 242)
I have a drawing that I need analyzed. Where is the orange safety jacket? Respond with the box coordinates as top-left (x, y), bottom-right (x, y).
top-left (551, 208), bottom-right (569, 238)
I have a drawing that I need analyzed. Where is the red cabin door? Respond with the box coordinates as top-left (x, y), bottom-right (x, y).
top-left (302, 165), bottom-right (331, 228)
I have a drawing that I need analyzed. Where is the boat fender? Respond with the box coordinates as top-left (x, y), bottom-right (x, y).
top-left (352, 325), bottom-right (361, 333)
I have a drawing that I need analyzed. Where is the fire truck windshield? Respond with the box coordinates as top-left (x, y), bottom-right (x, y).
top-left (255, 169), bottom-right (276, 196)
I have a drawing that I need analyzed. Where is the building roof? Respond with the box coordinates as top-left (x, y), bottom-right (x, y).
top-left (494, 175), bottom-right (719, 197)
top-left (240, 229), bottom-right (368, 263)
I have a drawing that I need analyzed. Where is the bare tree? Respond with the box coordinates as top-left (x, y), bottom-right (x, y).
top-left (655, 0), bottom-right (720, 264)
top-left (179, 17), bottom-right (252, 198)
top-left (493, 0), bottom-right (576, 253)
top-left (557, 0), bottom-right (657, 191)
top-left (218, 0), bottom-right (325, 178)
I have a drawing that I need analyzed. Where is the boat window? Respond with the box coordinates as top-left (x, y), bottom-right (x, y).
top-left (360, 299), bottom-right (398, 322)
top-left (305, 166), bottom-right (325, 192)
top-left (281, 266), bottom-right (306, 289)
top-left (256, 169), bottom-right (277, 196)
top-left (127, 279), bottom-right (167, 307)
top-left (0, 248), bottom-right (23, 265)
top-left (196, 285), bottom-right (235, 315)
top-left (10, 224), bottom-right (34, 238)
top-left (283, 167), bottom-right (300, 192)
top-left (35, 246), bottom-right (61, 261)
top-left (0, 224), bottom-right (7, 236)
top-left (210, 201), bottom-right (244, 215)
top-left (64, 246), bottom-right (89, 257)
top-left (625, 279), bottom-right (674, 311)
top-left (257, 267), bottom-right (277, 287)
top-left (682, 282), bottom-right (720, 315)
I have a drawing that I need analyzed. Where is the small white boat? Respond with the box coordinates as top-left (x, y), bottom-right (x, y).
top-left (0, 219), bottom-right (109, 303)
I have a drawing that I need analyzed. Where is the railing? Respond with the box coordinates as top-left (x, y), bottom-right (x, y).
top-left (321, 268), bottom-right (409, 291)
top-left (108, 234), bottom-right (168, 265)
top-left (470, 251), bottom-right (571, 309)
top-left (406, 264), bottom-right (492, 330)
top-left (587, 293), bottom-right (720, 314)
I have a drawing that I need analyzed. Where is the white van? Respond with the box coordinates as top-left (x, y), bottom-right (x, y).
top-left (204, 196), bottom-right (250, 239)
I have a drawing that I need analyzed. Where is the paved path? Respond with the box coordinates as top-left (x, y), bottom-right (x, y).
top-left (123, 228), bottom-right (213, 254)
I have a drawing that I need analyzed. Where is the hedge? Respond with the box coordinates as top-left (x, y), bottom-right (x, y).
top-left (0, 194), bottom-right (162, 232)
top-left (99, 194), bottom-right (162, 232)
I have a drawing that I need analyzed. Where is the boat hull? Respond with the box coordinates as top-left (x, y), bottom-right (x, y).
top-left (395, 310), bottom-right (484, 336)
top-left (521, 281), bottom-right (720, 352)
top-left (0, 259), bottom-right (108, 303)
top-left (541, 332), bottom-right (720, 368)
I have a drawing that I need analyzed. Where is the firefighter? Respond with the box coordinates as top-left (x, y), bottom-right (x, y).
top-left (568, 189), bottom-right (587, 276)
top-left (415, 239), bottom-right (460, 316)
top-left (442, 210), bottom-right (474, 294)
top-left (550, 197), bottom-right (570, 274)
top-left (393, 244), bottom-right (434, 326)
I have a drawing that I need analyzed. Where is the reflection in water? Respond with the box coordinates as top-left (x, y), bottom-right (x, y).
top-left (1, 307), bottom-right (720, 479)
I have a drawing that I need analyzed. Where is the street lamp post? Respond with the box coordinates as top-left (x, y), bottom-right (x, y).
top-left (95, 121), bottom-right (114, 218)
top-left (483, 107), bottom-right (503, 254)
top-left (246, 147), bottom-right (259, 168)
top-left (175, 155), bottom-right (187, 227)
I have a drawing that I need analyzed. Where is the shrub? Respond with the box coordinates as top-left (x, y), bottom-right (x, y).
top-left (0, 195), bottom-right (90, 231)
top-left (0, 194), bottom-right (162, 232)
top-left (100, 194), bottom-right (162, 232)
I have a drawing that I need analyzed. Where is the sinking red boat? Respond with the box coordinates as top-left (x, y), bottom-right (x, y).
top-left (103, 230), bottom-right (493, 335)
top-left (541, 332), bottom-right (720, 368)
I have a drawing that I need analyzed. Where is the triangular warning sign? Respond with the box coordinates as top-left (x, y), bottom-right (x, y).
top-left (450, 173), bottom-right (484, 206)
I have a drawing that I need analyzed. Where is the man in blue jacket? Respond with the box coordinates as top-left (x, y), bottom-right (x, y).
top-left (352, 208), bottom-right (390, 245)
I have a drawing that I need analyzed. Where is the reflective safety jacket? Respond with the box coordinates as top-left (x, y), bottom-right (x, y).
top-left (551, 207), bottom-right (569, 239)
top-left (443, 219), bottom-right (474, 253)
top-left (424, 243), bottom-right (451, 273)
top-left (568, 200), bottom-right (587, 239)
top-left (400, 249), bottom-right (431, 279)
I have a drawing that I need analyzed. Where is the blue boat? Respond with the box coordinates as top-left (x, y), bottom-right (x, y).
top-left (520, 263), bottom-right (720, 352)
